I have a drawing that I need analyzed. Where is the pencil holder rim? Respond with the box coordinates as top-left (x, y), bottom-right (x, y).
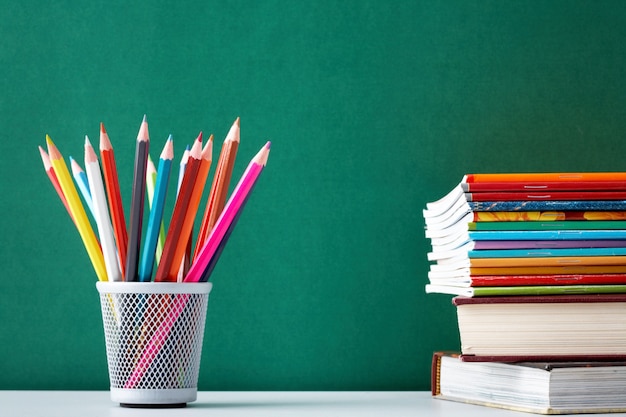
top-left (96, 281), bottom-right (212, 295)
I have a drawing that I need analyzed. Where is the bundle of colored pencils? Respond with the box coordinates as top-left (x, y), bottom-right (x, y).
top-left (39, 116), bottom-right (271, 283)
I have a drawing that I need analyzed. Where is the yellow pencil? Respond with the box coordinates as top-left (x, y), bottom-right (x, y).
top-left (46, 135), bottom-right (108, 282)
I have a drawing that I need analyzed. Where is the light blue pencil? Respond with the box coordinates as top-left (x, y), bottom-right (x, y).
top-left (138, 136), bottom-right (174, 282)
top-left (70, 156), bottom-right (96, 220)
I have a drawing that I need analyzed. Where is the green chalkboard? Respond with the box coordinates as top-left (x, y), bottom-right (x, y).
top-left (2, 0), bottom-right (626, 390)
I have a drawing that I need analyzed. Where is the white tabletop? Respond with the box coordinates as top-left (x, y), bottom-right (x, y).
top-left (1, 391), bottom-right (624, 416)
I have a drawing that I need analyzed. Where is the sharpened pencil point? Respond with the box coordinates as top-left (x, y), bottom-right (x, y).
top-left (84, 138), bottom-right (98, 163)
top-left (202, 134), bottom-right (213, 161)
top-left (46, 136), bottom-right (62, 160)
top-left (147, 156), bottom-right (156, 175)
top-left (69, 156), bottom-right (82, 175)
top-left (137, 115), bottom-right (150, 142)
top-left (38, 146), bottom-right (52, 170)
top-left (161, 136), bottom-right (174, 160)
top-left (99, 125), bottom-right (113, 151)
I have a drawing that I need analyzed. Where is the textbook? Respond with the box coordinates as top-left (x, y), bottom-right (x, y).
top-left (425, 283), bottom-right (626, 297)
top-left (452, 294), bottom-right (626, 360)
top-left (432, 352), bottom-right (626, 415)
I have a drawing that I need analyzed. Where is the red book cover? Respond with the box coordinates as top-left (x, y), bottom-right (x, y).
top-left (466, 191), bottom-right (626, 201)
top-left (470, 273), bottom-right (626, 287)
top-left (452, 293), bottom-right (626, 306)
top-left (464, 180), bottom-right (626, 192)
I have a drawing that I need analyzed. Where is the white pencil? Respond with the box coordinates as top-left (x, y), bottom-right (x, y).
top-left (84, 136), bottom-right (122, 282)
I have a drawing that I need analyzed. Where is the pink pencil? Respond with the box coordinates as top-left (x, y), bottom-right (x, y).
top-left (185, 141), bottom-right (270, 283)
top-left (38, 146), bottom-right (74, 222)
top-left (123, 292), bottom-right (191, 388)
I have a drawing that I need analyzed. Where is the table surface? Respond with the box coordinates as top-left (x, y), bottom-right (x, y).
top-left (2, 391), bottom-right (626, 417)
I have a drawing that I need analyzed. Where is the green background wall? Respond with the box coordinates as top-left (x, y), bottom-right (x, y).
top-left (2, 0), bottom-right (626, 390)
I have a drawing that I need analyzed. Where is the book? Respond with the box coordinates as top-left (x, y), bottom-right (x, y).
top-left (432, 351), bottom-right (626, 414)
top-left (475, 211), bottom-right (626, 222)
top-left (466, 191), bottom-right (626, 202)
top-left (425, 283), bottom-right (626, 297)
top-left (452, 294), bottom-right (626, 360)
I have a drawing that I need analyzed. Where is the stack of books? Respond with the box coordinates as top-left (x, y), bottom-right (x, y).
top-left (424, 173), bottom-right (626, 414)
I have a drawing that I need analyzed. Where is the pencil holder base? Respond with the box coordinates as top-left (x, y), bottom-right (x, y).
top-left (111, 387), bottom-right (196, 407)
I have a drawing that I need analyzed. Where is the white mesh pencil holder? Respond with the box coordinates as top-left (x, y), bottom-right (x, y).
top-left (96, 281), bottom-right (212, 407)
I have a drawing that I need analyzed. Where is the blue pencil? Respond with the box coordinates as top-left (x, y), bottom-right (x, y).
top-left (138, 136), bottom-right (174, 282)
top-left (69, 155), bottom-right (96, 219)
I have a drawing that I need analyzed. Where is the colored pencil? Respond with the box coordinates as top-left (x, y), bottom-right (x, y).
top-left (70, 156), bottom-right (96, 219)
top-left (177, 145), bottom-right (190, 195)
top-left (125, 115), bottom-right (150, 281)
top-left (194, 117), bottom-right (240, 260)
top-left (154, 133), bottom-right (209, 282)
top-left (174, 144), bottom-right (190, 281)
top-left (38, 146), bottom-right (74, 223)
top-left (145, 155), bottom-right (166, 262)
top-left (46, 135), bottom-right (107, 282)
top-left (85, 137), bottom-right (122, 282)
top-left (100, 123), bottom-right (128, 279)
top-left (124, 291), bottom-right (191, 388)
top-left (179, 135), bottom-right (213, 280)
top-left (185, 141), bottom-right (270, 282)
top-left (139, 137), bottom-right (174, 282)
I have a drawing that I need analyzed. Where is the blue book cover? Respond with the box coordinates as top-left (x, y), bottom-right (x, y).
top-left (468, 230), bottom-right (626, 240)
top-left (468, 200), bottom-right (626, 212)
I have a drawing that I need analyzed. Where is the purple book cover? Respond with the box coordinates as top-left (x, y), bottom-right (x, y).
top-left (473, 240), bottom-right (626, 250)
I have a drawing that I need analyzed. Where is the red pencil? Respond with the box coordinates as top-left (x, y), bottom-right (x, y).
top-left (155, 133), bottom-right (204, 282)
top-left (194, 118), bottom-right (240, 260)
top-left (100, 123), bottom-right (128, 279)
top-left (38, 146), bottom-right (74, 223)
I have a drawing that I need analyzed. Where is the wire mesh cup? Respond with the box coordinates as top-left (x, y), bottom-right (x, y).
top-left (96, 281), bottom-right (212, 407)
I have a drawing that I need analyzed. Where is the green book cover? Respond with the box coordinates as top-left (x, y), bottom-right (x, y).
top-left (472, 284), bottom-right (626, 297)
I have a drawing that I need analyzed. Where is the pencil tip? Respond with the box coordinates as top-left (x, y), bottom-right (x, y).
top-left (161, 135), bottom-right (175, 160)
top-left (137, 115), bottom-right (150, 142)
top-left (45, 135), bottom-right (62, 160)
top-left (85, 139), bottom-right (98, 163)
top-left (235, 116), bottom-right (240, 126)
top-left (147, 156), bottom-right (156, 174)
top-left (70, 156), bottom-right (82, 173)
top-left (38, 146), bottom-right (51, 169)
top-left (201, 134), bottom-right (213, 160)
top-left (143, 114), bottom-right (147, 123)
top-left (100, 122), bottom-right (106, 134)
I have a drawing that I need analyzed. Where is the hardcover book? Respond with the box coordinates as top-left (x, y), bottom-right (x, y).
top-left (432, 351), bottom-right (626, 414)
top-left (452, 294), bottom-right (626, 360)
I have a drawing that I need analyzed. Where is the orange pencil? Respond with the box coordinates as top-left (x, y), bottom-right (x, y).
top-left (155, 133), bottom-right (204, 282)
top-left (194, 118), bottom-right (240, 260)
top-left (100, 123), bottom-right (128, 279)
top-left (178, 135), bottom-right (213, 280)
top-left (38, 146), bottom-right (74, 223)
